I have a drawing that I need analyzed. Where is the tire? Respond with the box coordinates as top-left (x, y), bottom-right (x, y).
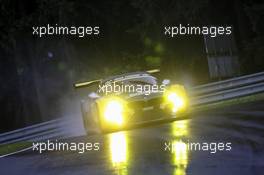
top-left (90, 102), bottom-right (102, 133)
top-left (81, 99), bottom-right (100, 135)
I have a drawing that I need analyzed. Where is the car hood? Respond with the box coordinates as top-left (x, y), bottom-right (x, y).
top-left (125, 91), bottom-right (163, 102)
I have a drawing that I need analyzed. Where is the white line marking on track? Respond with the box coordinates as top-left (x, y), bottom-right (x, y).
top-left (0, 146), bottom-right (33, 158)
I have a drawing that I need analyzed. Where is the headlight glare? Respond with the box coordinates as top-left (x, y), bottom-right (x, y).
top-left (167, 92), bottom-right (185, 112)
top-left (164, 85), bottom-right (188, 113)
top-left (103, 99), bottom-right (124, 125)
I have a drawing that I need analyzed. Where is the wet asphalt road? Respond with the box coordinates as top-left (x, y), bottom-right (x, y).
top-left (1, 101), bottom-right (264, 175)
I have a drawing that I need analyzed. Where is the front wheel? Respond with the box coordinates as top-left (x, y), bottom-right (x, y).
top-left (81, 99), bottom-right (101, 135)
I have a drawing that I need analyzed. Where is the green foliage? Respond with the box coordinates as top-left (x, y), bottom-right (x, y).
top-left (144, 37), bottom-right (152, 47)
top-left (144, 56), bottom-right (161, 67)
top-left (0, 142), bottom-right (31, 156)
top-left (154, 43), bottom-right (164, 54)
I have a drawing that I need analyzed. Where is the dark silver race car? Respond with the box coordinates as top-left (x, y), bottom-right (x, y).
top-left (74, 70), bottom-right (188, 133)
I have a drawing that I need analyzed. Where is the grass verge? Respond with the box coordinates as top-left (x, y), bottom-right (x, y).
top-left (0, 142), bottom-right (32, 157)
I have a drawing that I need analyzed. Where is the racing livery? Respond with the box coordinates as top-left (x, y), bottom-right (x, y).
top-left (74, 70), bottom-right (188, 133)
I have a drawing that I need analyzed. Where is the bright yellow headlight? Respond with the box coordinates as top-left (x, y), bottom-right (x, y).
top-left (167, 92), bottom-right (185, 112)
top-left (104, 99), bottom-right (124, 125)
top-left (164, 85), bottom-right (187, 113)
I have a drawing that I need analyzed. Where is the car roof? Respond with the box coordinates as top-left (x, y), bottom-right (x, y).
top-left (102, 71), bottom-right (155, 84)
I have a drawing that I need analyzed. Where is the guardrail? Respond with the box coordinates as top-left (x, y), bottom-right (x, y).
top-left (1, 71), bottom-right (264, 145)
top-left (190, 71), bottom-right (264, 95)
top-left (0, 118), bottom-right (72, 145)
top-left (192, 81), bottom-right (264, 105)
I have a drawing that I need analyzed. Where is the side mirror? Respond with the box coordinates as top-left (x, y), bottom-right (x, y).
top-left (162, 79), bottom-right (170, 86)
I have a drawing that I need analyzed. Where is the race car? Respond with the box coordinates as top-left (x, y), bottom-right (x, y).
top-left (74, 69), bottom-right (188, 133)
